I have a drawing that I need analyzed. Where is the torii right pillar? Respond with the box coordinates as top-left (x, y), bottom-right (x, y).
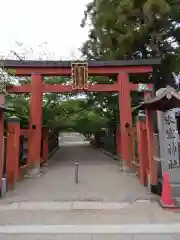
top-left (118, 73), bottom-right (133, 171)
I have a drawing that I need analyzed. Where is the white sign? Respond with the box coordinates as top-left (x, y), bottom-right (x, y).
top-left (163, 109), bottom-right (180, 170)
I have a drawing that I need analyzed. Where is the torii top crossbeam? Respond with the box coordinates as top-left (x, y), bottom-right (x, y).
top-left (0, 58), bottom-right (160, 76)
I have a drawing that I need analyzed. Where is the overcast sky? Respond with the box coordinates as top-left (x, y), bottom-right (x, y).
top-left (0, 0), bottom-right (90, 60)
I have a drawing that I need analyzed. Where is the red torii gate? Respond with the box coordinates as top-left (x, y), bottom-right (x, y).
top-left (1, 58), bottom-right (160, 175)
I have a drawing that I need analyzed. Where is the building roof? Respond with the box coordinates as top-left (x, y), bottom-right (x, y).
top-left (133, 86), bottom-right (180, 112)
top-left (143, 86), bottom-right (180, 111)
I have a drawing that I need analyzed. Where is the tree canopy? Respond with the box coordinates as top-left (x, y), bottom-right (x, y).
top-left (78, 0), bottom-right (180, 127)
top-left (81, 0), bottom-right (180, 88)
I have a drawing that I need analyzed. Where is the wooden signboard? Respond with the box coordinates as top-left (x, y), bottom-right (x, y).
top-left (71, 63), bottom-right (88, 90)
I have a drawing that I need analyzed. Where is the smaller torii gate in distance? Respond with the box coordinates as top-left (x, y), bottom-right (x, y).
top-left (0, 58), bottom-right (160, 187)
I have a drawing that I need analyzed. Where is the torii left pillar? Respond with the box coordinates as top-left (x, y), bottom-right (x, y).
top-left (118, 73), bottom-right (133, 171)
top-left (28, 74), bottom-right (43, 176)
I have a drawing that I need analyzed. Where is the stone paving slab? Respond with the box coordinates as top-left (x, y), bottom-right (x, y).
top-left (0, 211), bottom-right (148, 225)
top-left (0, 202), bottom-right (180, 225)
top-left (0, 235), bottom-right (177, 240)
top-left (0, 224), bottom-right (179, 234)
top-left (0, 235), bottom-right (92, 240)
top-left (0, 211), bottom-right (153, 225)
top-left (17, 202), bottom-right (72, 211)
top-left (72, 201), bottom-right (130, 210)
top-left (0, 201), bottom-right (131, 211)
top-left (0, 234), bottom-right (177, 240)
top-left (0, 200), bottom-right (158, 211)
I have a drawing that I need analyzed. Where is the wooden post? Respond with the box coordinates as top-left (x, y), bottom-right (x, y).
top-left (116, 122), bottom-right (121, 156)
top-left (0, 108), bottom-right (4, 194)
top-left (116, 131), bottom-right (121, 155)
top-left (144, 92), bottom-right (157, 191)
top-left (118, 73), bottom-right (133, 170)
top-left (28, 74), bottom-right (43, 175)
top-left (136, 113), bottom-right (148, 185)
top-left (42, 127), bottom-right (49, 163)
top-left (145, 109), bottom-right (157, 187)
top-left (6, 116), bottom-right (20, 189)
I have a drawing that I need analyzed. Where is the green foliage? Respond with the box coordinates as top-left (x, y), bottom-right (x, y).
top-left (80, 0), bottom-right (180, 124)
top-left (81, 0), bottom-right (180, 85)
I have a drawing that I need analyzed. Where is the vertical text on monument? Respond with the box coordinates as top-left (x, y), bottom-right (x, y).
top-left (164, 109), bottom-right (180, 170)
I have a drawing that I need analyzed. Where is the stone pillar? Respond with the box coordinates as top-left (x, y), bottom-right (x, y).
top-left (157, 99), bottom-right (180, 196)
top-left (6, 116), bottom-right (20, 189)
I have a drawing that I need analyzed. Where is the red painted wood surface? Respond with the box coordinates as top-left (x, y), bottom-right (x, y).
top-left (7, 84), bottom-right (32, 93)
top-left (131, 127), bottom-right (137, 164)
top-left (6, 120), bottom-right (20, 189)
top-left (20, 129), bottom-right (30, 137)
top-left (28, 74), bottom-right (43, 169)
top-left (12, 66), bottom-right (152, 76)
top-left (143, 92), bottom-right (157, 185)
top-left (116, 131), bottom-right (121, 155)
top-left (145, 109), bottom-right (157, 185)
top-left (42, 127), bottom-right (49, 162)
top-left (0, 111), bottom-right (4, 191)
top-left (118, 73), bottom-right (133, 167)
top-left (136, 120), bottom-right (148, 185)
top-left (7, 82), bottom-right (153, 94)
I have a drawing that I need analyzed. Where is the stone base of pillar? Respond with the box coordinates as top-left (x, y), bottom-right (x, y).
top-left (25, 167), bottom-right (42, 179)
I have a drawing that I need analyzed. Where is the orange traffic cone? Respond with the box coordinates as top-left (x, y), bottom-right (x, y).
top-left (160, 171), bottom-right (175, 207)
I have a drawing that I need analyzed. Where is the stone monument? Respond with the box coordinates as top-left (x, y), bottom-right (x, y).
top-left (156, 87), bottom-right (180, 197)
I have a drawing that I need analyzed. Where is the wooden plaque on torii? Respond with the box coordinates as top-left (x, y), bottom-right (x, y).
top-left (71, 63), bottom-right (88, 90)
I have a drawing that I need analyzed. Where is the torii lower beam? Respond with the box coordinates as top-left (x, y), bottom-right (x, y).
top-left (7, 83), bottom-right (153, 93)
top-left (9, 66), bottom-right (153, 76)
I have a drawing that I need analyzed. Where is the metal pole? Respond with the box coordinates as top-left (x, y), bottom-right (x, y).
top-left (75, 162), bottom-right (79, 184)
